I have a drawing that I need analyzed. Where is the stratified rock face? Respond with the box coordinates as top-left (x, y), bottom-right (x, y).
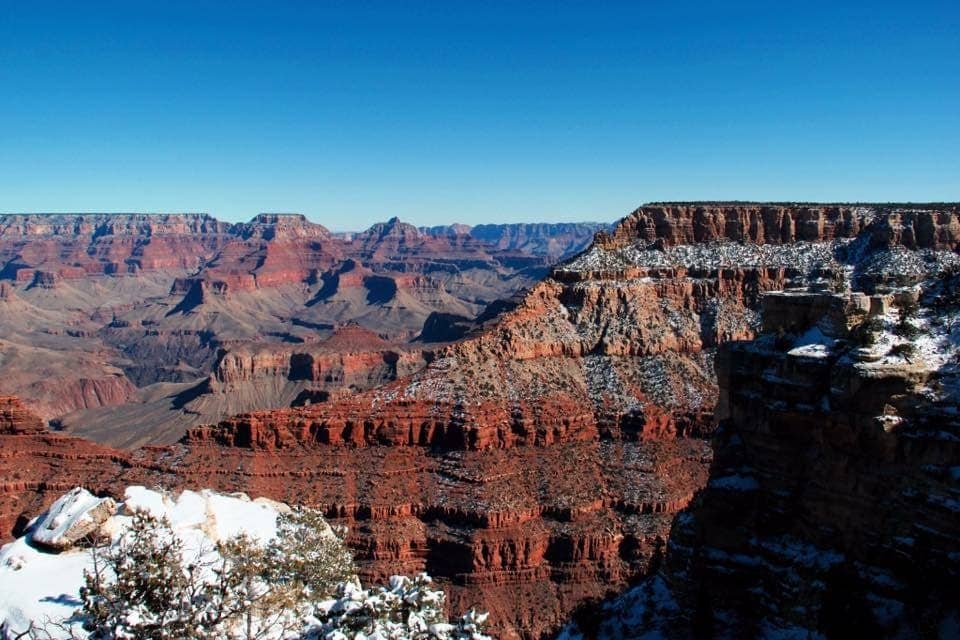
top-left (565, 281), bottom-right (960, 638)
top-left (599, 203), bottom-right (870, 248)
top-left (598, 203), bottom-right (959, 251)
top-left (0, 396), bottom-right (45, 434)
top-left (148, 438), bottom-right (710, 639)
top-left (0, 398), bottom-right (128, 539)
top-left (0, 213), bottom-right (234, 278)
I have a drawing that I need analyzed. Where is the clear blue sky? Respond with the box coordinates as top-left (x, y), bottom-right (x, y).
top-left (1, 1), bottom-right (957, 230)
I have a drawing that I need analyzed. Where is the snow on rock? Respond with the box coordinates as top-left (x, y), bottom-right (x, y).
top-left (29, 487), bottom-right (116, 551)
top-left (787, 326), bottom-right (837, 359)
top-left (0, 486), bottom-right (290, 638)
top-left (555, 575), bottom-right (680, 640)
top-left (709, 474), bottom-right (760, 491)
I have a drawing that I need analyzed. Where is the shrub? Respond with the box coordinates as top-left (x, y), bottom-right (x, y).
top-left (55, 509), bottom-right (488, 640)
top-left (77, 509), bottom-right (354, 640)
top-left (80, 513), bottom-right (203, 639)
top-left (306, 573), bottom-right (490, 640)
top-left (267, 508), bottom-right (354, 603)
top-left (851, 317), bottom-right (884, 347)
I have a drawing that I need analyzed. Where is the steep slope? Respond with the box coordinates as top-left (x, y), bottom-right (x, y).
top-left (151, 204), bottom-right (960, 639)
top-left (153, 205), bottom-right (893, 637)
top-left (559, 220), bottom-right (960, 639)
top-left (0, 397), bottom-right (130, 541)
top-left (62, 324), bottom-right (437, 448)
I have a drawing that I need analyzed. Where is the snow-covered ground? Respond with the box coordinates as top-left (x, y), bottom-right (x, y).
top-left (0, 486), bottom-right (289, 637)
top-left (855, 303), bottom-right (959, 371)
top-left (787, 326), bottom-right (837, 359)
top-left (562, 236), bottom-right (960, 290)
top-left (0, 488), bottom-right (491, 640)
top-left (564, 239), bottom-right (852, 276)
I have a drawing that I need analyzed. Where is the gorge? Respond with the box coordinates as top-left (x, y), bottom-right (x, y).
top-left (1, 204), bottom-right (958, 639)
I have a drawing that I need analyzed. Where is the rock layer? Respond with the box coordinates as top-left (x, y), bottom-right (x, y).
top-left (563, 282), bottom-right (960, 639)
top-left (661, 288), bottom-right (960, 638)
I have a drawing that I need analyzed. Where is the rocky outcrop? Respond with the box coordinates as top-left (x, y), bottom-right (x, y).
top-left (564, 281), bottom-right (960, 638)
top-left (30, 487), bottom-right (117, 550)
top-left (209, 325), bottom-right (434, 397)
top-left (664, 287), bottom-right (960, 638)
top-left (0, 399), bottom-right (129, 540)
top-left (0, 396), bottom-right (45, 434)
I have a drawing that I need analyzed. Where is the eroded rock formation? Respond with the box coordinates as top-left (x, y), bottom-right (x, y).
top-left (561, 277), bottom-right (960, 639)
top-left (0, 212), bottom-right (583, 435)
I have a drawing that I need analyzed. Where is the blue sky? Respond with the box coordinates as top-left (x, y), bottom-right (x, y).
top-left (0, 1), bottom-right (957, 229)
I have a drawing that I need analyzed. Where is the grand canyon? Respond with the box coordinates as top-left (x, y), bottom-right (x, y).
top-left (2, 203), bottom-right (958, 639)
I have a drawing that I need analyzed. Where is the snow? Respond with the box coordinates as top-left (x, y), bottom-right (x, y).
top-left (0, 486), bottom-right (287, 638)
top-left (29, 487), bottom-right (114, 549)
top-left (563, 239), bottom-right (854, 277)
top-left (710, 474), bottom-right (760, 491)
top-left (856, 303), bottom-right (958, 372)
top-left (554, 575), bottom-right (679, 640)
top-left (787, 326), bottom-right (836, 359)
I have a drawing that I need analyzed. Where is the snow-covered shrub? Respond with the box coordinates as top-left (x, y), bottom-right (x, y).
top-left (78, 509), bottom-right (349, 639)
top-left (1, 487), bottom-right (491, 640)
top-left (80, 512), bottom-right (203, 639)
top-left (267, 509), bottom-right (354, 605)
top-left (306, 573), bottom-right (490, 640)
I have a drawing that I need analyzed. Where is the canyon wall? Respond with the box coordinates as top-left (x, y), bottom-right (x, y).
top-left (561, 278), bottom-right (960, 639)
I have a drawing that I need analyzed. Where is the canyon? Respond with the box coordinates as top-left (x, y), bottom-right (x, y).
top-left (0, 213), bottom-right (606, 446)
top-left (1, 204), bottom-right (958, 639)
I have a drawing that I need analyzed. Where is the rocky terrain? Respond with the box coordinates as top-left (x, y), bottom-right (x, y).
top-left (2, 203), bottom-right (958, 639)
top-left (558, 208), bottom-right (960, 639)
top-left (0, 213), bottom-right (600, 443)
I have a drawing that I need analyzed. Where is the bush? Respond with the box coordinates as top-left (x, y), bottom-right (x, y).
top-left (306, 573), bottom-right (490, 640)
top-left (268, 509), bottom-right (354, 604)
top-left (851, 317), bottom-right (884, 347)
top-left (77, 509), bottom-right (354, 640)
top-left (80, 512), bottom-right (210, 639)
top-left (893, 304), bottom-right (922, 339)
top-left (55, 510), bottom-right (489, 640)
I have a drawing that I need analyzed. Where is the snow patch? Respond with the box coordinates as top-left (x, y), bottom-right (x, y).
top-left (0, 486), bottom-right (288, 637)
